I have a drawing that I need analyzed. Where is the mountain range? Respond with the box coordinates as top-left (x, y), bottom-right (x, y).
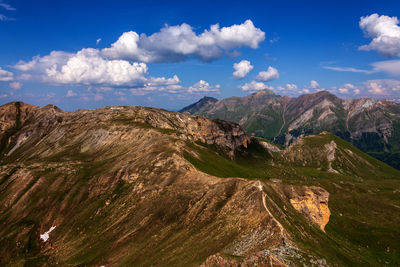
top-left (180, 90), bottom-right (400, 169)
top-left (0, 101), bottom-right (399, 266)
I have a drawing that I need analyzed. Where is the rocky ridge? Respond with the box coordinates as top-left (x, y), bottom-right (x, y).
top-left (0, 101), bottom-right (399, 266)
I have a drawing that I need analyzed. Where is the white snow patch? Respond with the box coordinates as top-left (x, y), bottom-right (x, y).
top-left (40, 226), bottom-right (56, 242)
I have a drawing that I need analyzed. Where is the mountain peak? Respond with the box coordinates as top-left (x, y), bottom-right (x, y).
top-left (179, 96), bottom-right (218, 113)
top-left (252, 88), bottom-right (276, 96)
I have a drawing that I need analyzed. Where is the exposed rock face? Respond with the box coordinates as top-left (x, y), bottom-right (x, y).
top-left (259, 140), bottom-right (281, 153)
top-left (203, 253), bottom-right (239, 267)
top-left (0, 102), bottom-right (38, 152)
top-left (181, 90), bottom-right (400, 169)
top-left (286, 186), bottom-right (330, 231)
top-left (128, 107), bottom-right (250, 157)
top-left (324, 139), bottom-right (338, 173)
top-left (0, 102), bottom-right (37, 130)
top-left (202, 252), bottom-right (287, 267)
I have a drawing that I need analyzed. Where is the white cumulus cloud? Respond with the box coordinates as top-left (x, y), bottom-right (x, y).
top-left (187, 80), bottom-right (220, 93)
top-left (14, 51), bottom-right (72, 72)
top-left (102, 20), bottom-right (265, 63)
top-left (365, 79), bottom-right (400, 95)
top-left (337, 83), bottom-right (356, 94)
top-left (299, 88), bottom-right (310, 94)
top-left (137, 75), bottom-right (183, 93)
top-left (66, 90), bottom-right (77, 97)
top-left (239, 80), bottom-right (272, 92)
top-left (133, 78), bottom-right (220, 95)
top-left (285, 83), bottom-right (298, 91)
top-left (256, 66), bottom-right (279, 82)
top-left (310, 80), bottom-right (319, 89)
top-left (44, 48), bottom-right (148, 86)
top-left (12, 47), bottom-right (220, 96)
top-left (0, 67), bottom-right (13, 81)
top-left (11, 20), bottom-right (264, 95)
top-left (13, 49), bottom-right (149, 87)
top-left (9, 81), bottom-right (21, 90)
top-left (359, 14), bottom-right (400, 57)
top-left (233, 60), bottom-right (253, 79)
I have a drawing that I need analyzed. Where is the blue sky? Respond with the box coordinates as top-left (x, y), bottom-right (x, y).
top-left (1, 0), bottom-right (400, 111)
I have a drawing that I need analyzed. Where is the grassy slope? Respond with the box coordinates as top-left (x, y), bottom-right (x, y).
top-left (183, 134), bottom-right (400, 266)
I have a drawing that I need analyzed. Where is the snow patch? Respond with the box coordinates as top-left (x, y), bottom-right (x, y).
top-left (40, 226), bottom-right (56, 242)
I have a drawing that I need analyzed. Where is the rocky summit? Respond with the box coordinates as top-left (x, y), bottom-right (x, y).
top-left (0, 101), bottom-right (400, 266)
top-left (181, 89), bottom-right (400, 169)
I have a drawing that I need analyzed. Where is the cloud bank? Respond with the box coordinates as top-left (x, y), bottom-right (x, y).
top-left (10, 20), bottom-right (263, 96)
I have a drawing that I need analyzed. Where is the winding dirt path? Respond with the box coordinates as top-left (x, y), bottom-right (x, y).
top-left (254, 181), bottom-right (285, 234)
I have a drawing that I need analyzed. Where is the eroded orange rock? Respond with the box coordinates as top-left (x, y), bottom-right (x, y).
top-left (287, 186), bottom-right (331, 232)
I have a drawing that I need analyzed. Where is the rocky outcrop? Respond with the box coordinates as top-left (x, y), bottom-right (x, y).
top-left (202, 252), bottom-right (287, 267)
top-left (324, 139), bottom-right (338, 173)
top-left (286, 186), bottom-right (330, 231)
top-left (0, 102), bottom-right (38, 154)
top-left (127, 107), bottom-right (250, 157)
top-left (259, 140), bottom-right (281, 153)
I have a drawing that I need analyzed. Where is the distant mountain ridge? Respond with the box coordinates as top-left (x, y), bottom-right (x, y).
top-left (179, 96), bottom-right (218, 113)
top-left (180, 89), bottom-right (400, 169)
